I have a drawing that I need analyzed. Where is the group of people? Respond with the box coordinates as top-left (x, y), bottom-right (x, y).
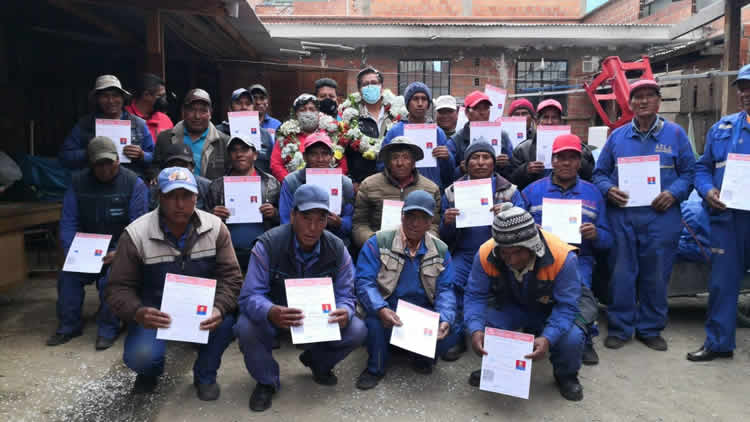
top-left (48, 63), bottom-right (750, 411)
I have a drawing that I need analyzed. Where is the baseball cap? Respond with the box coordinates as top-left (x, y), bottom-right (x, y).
top-left (402, 190), bottom-right (435, 217)
top-left (183, 88), bottom-right (212, 107)
top-left (249, 84), bottom-right (268, 97)
top-left (228, 136), bottom-right (257, 150)
top-left (302, 131), bottom-right (333, 153)
top-left (158, 167), bottom-right (198, 194)
top-left (508, 99), bottom-right (535, 115)
top-left (434, 95), bottom-right (457, 111)
top-left (629, 79), bottom-right (661, 99)
top-left (536, 99), bottom-right (563, 114)
top-left (231, 88), bottom-right (251, 102)
top-left (464, 91), bottom-right (492, 108)
top-left (293, 184), bottom-right (330, 213)
top-left (164, 143), bottom-right (194, 164)
top-left (87, 136), bottom-right (118, 164)
top-left (552, 134), bottom-right (583, 155)
top-left (733, 64), bottom-right (750, 86)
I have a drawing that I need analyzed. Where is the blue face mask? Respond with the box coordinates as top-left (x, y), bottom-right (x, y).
top-left (361, 84), bottom-right (382, 104)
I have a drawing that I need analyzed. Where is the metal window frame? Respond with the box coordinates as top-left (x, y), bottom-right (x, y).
top-left (397, 59), bottom-right (451, 97)
top-left (515, 59), bottom-right (569, 110)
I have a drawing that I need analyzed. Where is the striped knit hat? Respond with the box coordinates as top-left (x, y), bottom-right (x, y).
top-left (491, 203), bottom-right (545, 257)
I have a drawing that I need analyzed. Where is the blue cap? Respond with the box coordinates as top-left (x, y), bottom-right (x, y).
top-left (293, 184), bottom-right (330, 213)
top-left (231, 88), bottom-right (251, 102)
top-left (402, 190), bottom-right (435, 217)
top-left (734, 64), bottom-right (750, 85)
top-left (158, 167), bottom-right (198, 194)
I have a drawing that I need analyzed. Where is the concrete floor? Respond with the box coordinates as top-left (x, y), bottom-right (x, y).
top-left (1, 276), bottom-right (750, 422)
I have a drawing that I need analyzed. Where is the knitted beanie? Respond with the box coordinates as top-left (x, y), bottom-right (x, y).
top-left (404, 82), bottom-right (432, 107)
top-left (491, 203), bottom-right (545, 257)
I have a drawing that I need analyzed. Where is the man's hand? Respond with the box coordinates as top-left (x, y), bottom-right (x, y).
top-left (491, 204), bottom-right (506, 215)
top-left (527, 161), bottom-right (545, 175)
top-left (135, 307), bottom-right (171, 329)
top-left (328, 308), bottom-right (350, 329)
top-left (377, 307), bottom-right (402, 328)
top-left (437, 321), bottom-right (450, 340)
top-left (444, 208), bottom-right (460, 226)
top-left (268, 305), bottom-right (304, 329)
top-left (471, 330), bottom-right (487, 356)
top-left (259, 203), bottom-right (277, 219)
top-left (212, 205), bottom-right (231, 219)
top-left (459, 161), bottom-right (467, 174)
top-left (200, 308), bottom-right (223, 331)
top-left (524, 336), bottom-right (550, 361)
top-left (432, 145), bottom-right (451, 160)
top-left (580, 222), bottom-right (598, 241)
top-left (123, 145), bottom-right (144, 160)
top-left (327, 213), bottom-right (343, 229)
top-left (495, 154), bottom-right (510, 168)
top-left (101, 251), bottom-right (116, 265)
top-left (705, 188), bottom-right (727, 211)
top-left (651, 191), bottom-right (676, 212)
top-left (607, 187), bottom-right (629, 207)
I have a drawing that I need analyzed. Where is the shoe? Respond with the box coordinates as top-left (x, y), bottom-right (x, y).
top-left (95, 335), bottom-right (117, 351)
top-left (582, 343), bottom-right (599, 366)
top-left (636, 334), bottom-right (667, 351)
top-left (299, 351), bottom-right (338, 386)
top-left (555, 374), bottom-right (584, 401)
top-left (195, 382), bottom-right (220, 401)
top-left (442, 341), bottom-right (467, 362)
top-left (686, 346), bottom-right (733, 362)
top-left (249, 383), bottom-right (275, 412)
top-left (355, 370), bottom-right (384, 390)
top-left (133, 374), bottom-right (158, 394)
top-left (468, 369), bottom-right (481, 387)
top-left (411, 358), bottom-right (433, 375)
top-left (46, 330), bottom-right (82, 346)
top-left (604, 336), bottom-right (626, 349)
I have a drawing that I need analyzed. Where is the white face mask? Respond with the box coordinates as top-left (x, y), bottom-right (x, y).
top-left (297, 111), bottom-right (319, 132)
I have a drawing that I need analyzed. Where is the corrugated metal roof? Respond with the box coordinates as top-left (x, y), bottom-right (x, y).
top-left (260, 15), bottom-right (671, 27)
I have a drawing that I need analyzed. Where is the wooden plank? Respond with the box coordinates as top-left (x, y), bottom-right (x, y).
top-left (696, 79), bottom-right (717, 112)
top-left (47, 0), bottom-right (140, 46)
top-left (213, 15), bottom-right (258, 59)
top-left (659, 100), bottom-right (682, 113)
top-left (659, 85), bottom-right (682, 100)
top-left (70, 0), bottom-right (226, 15)
top-left (145, 9), bottom-right (165, 78)
top-left (0, 230), bottom-right (27, 292)
top-left (0, 203), bottom-right (62, 234)
top-left (722, 0), bottom-right (741, 115)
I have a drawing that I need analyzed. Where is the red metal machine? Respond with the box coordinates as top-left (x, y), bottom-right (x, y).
top-left (584, 56), bottom-right (654, 130)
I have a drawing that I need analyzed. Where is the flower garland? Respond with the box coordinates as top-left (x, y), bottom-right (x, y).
top-left (338, 89), bottom-right (407, 160)
top-left (277, 113), bottom-right (347, 172)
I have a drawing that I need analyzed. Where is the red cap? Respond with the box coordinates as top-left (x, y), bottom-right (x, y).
top-left (536, 99), bottom-right (563, 114)
top-left (629, 79), bottom-right (660, 99)
top-left (302, 131), bottom-right (333, 152)
top-left (552, 134), bottom-right (582, 155)
top-left (508, 99), bottom-right (535, 115)
top-left (464, 91), bottom-right (492, 108)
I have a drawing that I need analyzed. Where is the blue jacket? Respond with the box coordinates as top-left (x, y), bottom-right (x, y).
top-left (261, 114), bottom-right (282, 131)
top-left (695, 111), bottom-right (750, 201)
top-left (523, 175), bottom-right (613, 259)
top-left (593, 116), bottom-right (695, 204)
top-left (450, 121), bottom-right (514, 180)
top-left (378, 121), bottom-right (457, 190)
top-left (356, 234), bottom-right (456, 324)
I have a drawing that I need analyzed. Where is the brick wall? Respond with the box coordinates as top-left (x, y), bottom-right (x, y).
top-left (370, 0), bottom-right (463, 17)
top-left (583, 0), bottom-right (640, 24)
top-left (639, 0), bottom-right (692, 24)
top-left (471, 0), bottom-right (582, 17)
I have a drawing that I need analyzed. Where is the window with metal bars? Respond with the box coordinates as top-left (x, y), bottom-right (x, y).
top-left (515, 59), bottom-right (569, 112)
top-left (398, 60), bottom-right (451, 97)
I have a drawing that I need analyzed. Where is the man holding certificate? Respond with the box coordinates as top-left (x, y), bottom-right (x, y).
top-left (355, 191), bottom-right (458, 390)
top-left (523, 134), bottom-right (613, 365)
top-left (593, 79), bottom-right (695, 352)
top-left (440, 141), bottom-right (526, 361)
top-left (48, 136), bottom-right (149, 349)
top-left (465, 204), bottom-right (585, 401)
top-left (106, 167), bottom-right (243, 401)
top-left (688, 64), bottom-right (750, 362)
top-left (234, 185), bottom-right (366, 412)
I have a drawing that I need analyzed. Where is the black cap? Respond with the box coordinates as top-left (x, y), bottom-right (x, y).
top-left (164, 143), bottom-right (194, 164)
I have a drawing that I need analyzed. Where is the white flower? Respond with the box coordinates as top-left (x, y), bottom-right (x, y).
top-left (359, 138), bottom-right (371, 153)
top-left (279, 120), bottom-right (300, 137)
top-left (318, 114), bottom-right (339, 133)
top-left (346, 127), bottom-right (362, 140)
top-left (350, 92), bottom-right (362, 103)
top-left (342, 107), bottom-right (359, 122)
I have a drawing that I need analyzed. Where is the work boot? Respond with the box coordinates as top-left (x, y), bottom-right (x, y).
top-left (95, 335), bottom-right (118, 351)
top-left (582, 343), bottom-right (599, 365)
top-left (604, 335), bottom-right (626, 349)
top-left (442, 341), bottom-right (467, 362)
top-left (46, 330), bottom-right (82, 346)
top-left (299, 350), bottom-right (338, 386)
top-left (356, 370), bottom-right (384, 390)
top-left (133, 374), bottom-right (158, 394)
top-left (468, 369), bottom-right (481, 387)
top-left (194, 382), bottom-right (220, 401)
top-left (411, 357), bottom-right (433, 375)
top-left (555, 374), bottom-right (584, 401)
top-left (686, 346), bottom-right (734, 362)
top-left (249, 383), bottom-right (276, 412)
top-left (636, 334), bottom-right (667, 351)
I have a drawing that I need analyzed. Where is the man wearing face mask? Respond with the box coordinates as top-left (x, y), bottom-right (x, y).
top-left (126, 73), bottom-right (174, 142)
top-left (315, 78), bottom-right (340, 119)
top-left (216, 88), bottom-right (275, 174)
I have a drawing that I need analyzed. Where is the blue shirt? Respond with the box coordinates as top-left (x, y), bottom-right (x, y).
top-left (261, 114), bottom-right (282, 131)
top-left (696, 111), bottom-right (750, 197)
top-left (228, 223), bottom-right (265, 251)
top-left (183, 127), bottom-right (208, 177)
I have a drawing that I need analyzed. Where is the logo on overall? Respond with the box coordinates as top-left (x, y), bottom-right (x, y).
top-left (481, 198), bottom-right (489, 206)
top-left (654, 144), bottom-right (673, 154)
top-left (647, 176), bottom-right (656, 185)
top-left (250, 128), bottom-right (257, 135)
top-left (94, 249), bottom-right (103, 256)
top-left (491, 138), bottom-right (499, 146)
top-left (425, 142), bottom-right (434, 149)
top-left (515, 360), bottom-right (526, 371)
top-left (423, 328), bottom-right (433, 336)
top-left (119, 137), bottom-right (128, 145)
top-left (196, 305), bottom-right (208, 315)
top-left (250, 195), bottom-right (258, 203)
top-left (321, 304), bottom-right (332, 313)
top-left (330, 188), bottom-right (339, 196)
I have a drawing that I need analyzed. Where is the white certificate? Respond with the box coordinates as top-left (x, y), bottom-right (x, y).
top-left (224, 176), bottom-right (263, 224)
top-left (62, 233), bottom-right (112, 274)
top-left (456, 106), bottom-right (468, 131)
top-left (480, 328), bottom-right (534, 399)
top-left (501, 117), bottom-right (527, 149)
top-left (484, 84), bottom-right (507, 122)
top-left (541, 198), bottom-right (582, 244)
top-left (536, 125), bottom-right (571, 169)
top-left (720, 153), bottom-right (750, 211)
top-left (454, 178), bottom-right (494, 229)
top-left (404, 123), bottom-right (437, 168)
top-left (307, 168), bottom-right (343, 215)
top-left (588, 126), bottom-right (609, 149)
top-left (617, 155), bottom-right (661, 207)
top-left (390, 299), bottom-right (440, 358)
top-left (380, 199), bottom-right (403, 231)
top-left (157, 273), bottom-right (216, 344)
top-left (285, 278), bottom-right (341, 344)
top-left (228, 111), bottom-right (261, 150)
top-left (470, 121), bottom-right (504, 156)
top-left (95, 119), bottom-right (131, 163)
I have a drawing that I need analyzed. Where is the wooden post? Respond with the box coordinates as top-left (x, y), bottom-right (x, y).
top-left (722, 0), bottom-right (741, 115)
top-left (145, 9), bottom-right (165, 78)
